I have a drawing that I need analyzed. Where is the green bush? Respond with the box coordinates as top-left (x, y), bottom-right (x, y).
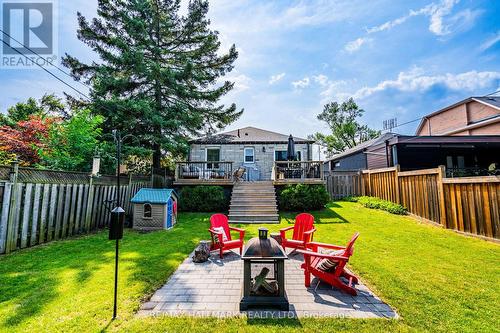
top-left (277, 184), bottom-right (330, 211)
top-left (178, 186), bottom-right (228, 212)
top-left (346, 196), bottom-right (407, 215)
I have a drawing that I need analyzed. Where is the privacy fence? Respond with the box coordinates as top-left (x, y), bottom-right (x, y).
top-left (0, 163), bottom-right (151, 254)
top-left (326, 166), bottom-right (500, 240)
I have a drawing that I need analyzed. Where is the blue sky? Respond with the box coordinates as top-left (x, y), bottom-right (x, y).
top-left (1, 0), bottom-right (500, 144)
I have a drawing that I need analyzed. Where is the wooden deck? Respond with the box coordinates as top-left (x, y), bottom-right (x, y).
top-left (173, 179), bottom-right (235, 186)
top-left (272, 178), bottom-right (326, 185)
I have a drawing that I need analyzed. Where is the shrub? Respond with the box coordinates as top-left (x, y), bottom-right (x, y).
top-left (179, 186), bottom-right (229, 212)
top-left (346, 196), bottom-right (407, 215)
top-left (277, 184), bottom-right (330, 211)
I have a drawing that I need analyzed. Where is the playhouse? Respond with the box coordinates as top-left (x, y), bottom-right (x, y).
top-left (131, 189), bottom-right (178, 231)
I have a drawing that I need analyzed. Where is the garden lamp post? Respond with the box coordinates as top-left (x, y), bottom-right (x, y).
top-left (109, 129), bottom-right (125, 319)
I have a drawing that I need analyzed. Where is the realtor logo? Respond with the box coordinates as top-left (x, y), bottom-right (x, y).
top-left (1, 0), bottom-right (58, 68)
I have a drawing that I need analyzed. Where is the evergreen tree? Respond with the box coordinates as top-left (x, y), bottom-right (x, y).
top-left (63, 0), bottom-right (242, 168)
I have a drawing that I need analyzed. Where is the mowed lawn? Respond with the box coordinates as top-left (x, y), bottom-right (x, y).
top-left (0, 202), bottom-right (498, 333)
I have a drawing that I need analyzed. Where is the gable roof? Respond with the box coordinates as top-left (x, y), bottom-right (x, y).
top-left (324, 133), bottom-right (397, 162)
top-left (415, 96), bottom-right (500, 134)
top-left (131, 188), bottom-right (176, 204)
top-left (190, 126), bottom-right (314, 144)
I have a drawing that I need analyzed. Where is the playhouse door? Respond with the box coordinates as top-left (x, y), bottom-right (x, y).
top-left (166, 199), bottom-right (173, 229)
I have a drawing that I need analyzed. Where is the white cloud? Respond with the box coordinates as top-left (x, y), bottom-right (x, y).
top-left (226, 74), bottom-right (252, 93)
top-left (269, 73), bottom-right (286, 85)
top-left (312, 74), bottom-right (329, 86)
top-left (480, 31), bottom-right (500, 52)
top-left (344, 37), bottom-right (372, 53)
top-left (292, 77), bottom-right (310, 89)
top-left (351, 67), bottom-right (500, 99)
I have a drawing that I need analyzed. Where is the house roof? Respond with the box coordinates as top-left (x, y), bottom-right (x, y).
top-left (324, 132), bottom-right (397, 163)
top-left (189, 126), bottom-right (314, 144)
top-left (131, 188), bottom-right (176, 204)
top-left (415, 96), bottom-right (500, 134)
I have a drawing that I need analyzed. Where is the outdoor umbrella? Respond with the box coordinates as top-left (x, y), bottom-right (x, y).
top-left (287, 135), bottom-right (296, 161)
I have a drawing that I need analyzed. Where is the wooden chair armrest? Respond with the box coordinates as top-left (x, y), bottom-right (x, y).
top-left (302, 228), bottom-right (316, 243)
top-left (280, 226), bottom-right (294, 232)
top-left (229, 226), bottom-right (245, 240)
top-left (297, 249), bottom-right (349, 261)
top-left (208, 228), bottom-right (225, 243)
top-left (307, 241), bottom-right (345, 251)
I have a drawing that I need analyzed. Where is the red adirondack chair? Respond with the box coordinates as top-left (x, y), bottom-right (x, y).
top-left (298, 232), bottom-right (360, 295)
top-left (208, 214), bottom-right (245, 259)
top-left (279, 213), bottom-right (316, 252)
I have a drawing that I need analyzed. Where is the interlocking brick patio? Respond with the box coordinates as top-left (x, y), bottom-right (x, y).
top-left (138, 250), bottom-right (397, 319)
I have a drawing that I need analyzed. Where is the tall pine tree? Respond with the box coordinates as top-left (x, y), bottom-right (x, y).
top-left (63, 0), bottom-right (242, 168)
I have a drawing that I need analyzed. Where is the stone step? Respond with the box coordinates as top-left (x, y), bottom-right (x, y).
top-left (230, 198), bottom-right (276, 206)
top-left (228, 220), bottom-right (280, 224)
top-left (229, 203), bottom-right (277, 208)
top-left (229, 209), bottom-right (278, 214)
top-left (228, 214), bottom-right (279, 220)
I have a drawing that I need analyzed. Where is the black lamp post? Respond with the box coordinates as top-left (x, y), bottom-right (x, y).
top-left (109, 129), bottom-right (125, 320)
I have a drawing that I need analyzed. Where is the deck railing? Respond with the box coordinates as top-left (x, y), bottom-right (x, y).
top-left (272, 161), bottom-right (324, 181)
top-left (175, 161), bottom-right (234, 181)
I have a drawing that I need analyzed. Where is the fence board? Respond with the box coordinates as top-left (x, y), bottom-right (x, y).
top-left (20, 184), bottom-right (33, 248)
top-left (47, 184), bottom-right (58, 241)
top-left (39, 184), bottom-right (50, 244)
top-left (0, 183), bottom-right (12, 253)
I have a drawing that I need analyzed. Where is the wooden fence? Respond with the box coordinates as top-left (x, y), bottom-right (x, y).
top-left (325, 170), bottom-right (363, 200)
top-left (0, 164), bottom-right (150, 254)
top-left (326, 166), bottom-right (500, 240)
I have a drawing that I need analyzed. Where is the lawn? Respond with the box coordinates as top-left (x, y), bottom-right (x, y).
top-left (0, 201), bottom-right (498, 333)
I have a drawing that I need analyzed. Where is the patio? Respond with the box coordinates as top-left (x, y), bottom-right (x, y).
top-left (138, 249), bottom-right (397, 319)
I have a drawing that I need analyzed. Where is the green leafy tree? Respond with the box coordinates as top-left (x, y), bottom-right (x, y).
top-left (4, 94), bottom-right (66, 123)
top-left (63, 0), bottom-right (242, 168)
top-left (40, 109), bottom-right (103, 171)
top-left (312, 98), bottom-right (380, 156)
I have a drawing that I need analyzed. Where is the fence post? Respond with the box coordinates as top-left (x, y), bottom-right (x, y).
top-left (84, 175), bottom-right (95, 233)
top-left (5, 161), bottom-right (19, 254)
top-left (437, 165), bottom-right (447, 227)
top-left (367, 171), bottom-right (372, 196)
top-left (394, 164), bottom-right (401, 204)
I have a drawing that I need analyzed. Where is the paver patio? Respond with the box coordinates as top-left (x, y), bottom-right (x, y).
top-left (138, 249), bottom-right (397, 319)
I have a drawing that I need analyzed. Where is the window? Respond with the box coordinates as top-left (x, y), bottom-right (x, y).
top-left (244, 147), bottom-right (255, 163)
top-left (206, 148), bottom-right (220, 169)
top-left (275, 150), bottom-right (301, 161)
top-left (143, 204), bottom-right (152, 218)
top-left (275, 150), bottom-right (287, 161)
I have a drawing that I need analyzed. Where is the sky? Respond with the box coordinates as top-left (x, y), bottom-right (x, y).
top-left (1, 0), bottom-right (500, 147)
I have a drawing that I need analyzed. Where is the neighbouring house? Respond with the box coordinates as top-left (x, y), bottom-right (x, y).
top-left (416, 96), bottom-right (500, 136)
top-left (325, 134), bottom-right (500, 177)
top-left (324, 96), bottom-right (500, 177)
top-left (323, 133), bottom-right (396, 172)
top-left (175, 126), bottom-right (324, 184)
top-left (131, 188), bottom-right (178, 231)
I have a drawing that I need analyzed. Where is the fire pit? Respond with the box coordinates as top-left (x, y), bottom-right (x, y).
top-left (240, 236), bottom-right (289, 311)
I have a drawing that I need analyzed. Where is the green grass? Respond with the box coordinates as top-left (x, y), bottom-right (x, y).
top-left (0, 202), bottom-right (499, 333)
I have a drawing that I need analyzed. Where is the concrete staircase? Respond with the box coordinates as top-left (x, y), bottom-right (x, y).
top-left (228, 181), bottom-right (279, 224)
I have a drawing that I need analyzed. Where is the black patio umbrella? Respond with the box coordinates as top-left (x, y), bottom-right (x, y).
top-left (287, 134), bottom-right (296, 161)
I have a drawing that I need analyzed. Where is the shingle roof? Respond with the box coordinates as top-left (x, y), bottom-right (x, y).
top-left (325, 133), bottom-right (397, 162)
top-left (415, 96), bottom-right (500, 134)
top-left (190, 126), bottom-right (314, 144)
top-left (131, 189), bottom-right (176, 204)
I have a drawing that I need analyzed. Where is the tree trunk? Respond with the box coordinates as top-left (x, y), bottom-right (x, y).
top-left (152, 143), bottom-right (161, 169)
